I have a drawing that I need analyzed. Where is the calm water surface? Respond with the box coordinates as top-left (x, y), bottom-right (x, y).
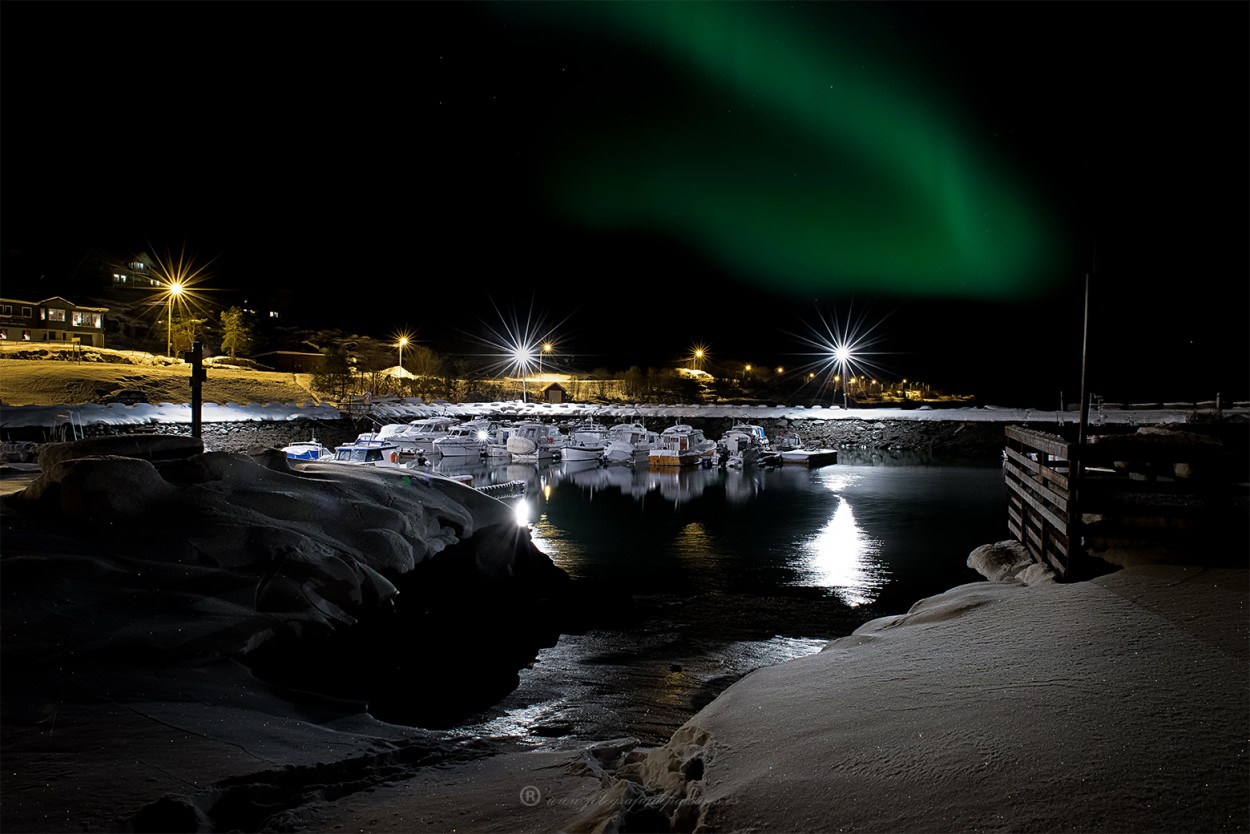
top-left (433, 451), bottom-right (1008, 748)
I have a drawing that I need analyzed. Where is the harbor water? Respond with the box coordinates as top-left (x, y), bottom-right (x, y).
top-left (432, 450), bottom-right (1008, 748)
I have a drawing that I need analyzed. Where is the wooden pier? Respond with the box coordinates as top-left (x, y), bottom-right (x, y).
top-left (1003, 424), bottom-right (1247, 578)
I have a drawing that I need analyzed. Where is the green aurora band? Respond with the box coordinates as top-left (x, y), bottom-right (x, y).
top-left (501, 2), bottom-right (1061, 299)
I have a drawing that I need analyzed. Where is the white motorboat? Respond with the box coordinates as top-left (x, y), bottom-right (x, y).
top-left (375, 416), bottom-right (460, 455)
top-left (505, 421), bottom-right (563, 460)
top-left (281, 434), bottom-right (333, 461)
top-left (602, 422), bottom-right (661, 464)
top-left (773, 431), bottom-right (837, 467)
top-left (431, 419), bottom-right (498, 458)
top-left (726, 422), bottom-right (771, 449)
top-left (561, 420), bottom-right (610, 462)
top-left (649, 423), bottom-right (717, 468)
top-left (329, 437), bottom-right (405, 466)
top-left (484, 425), bottom-right (514, 458)
top-left (720, 423), bottom-right (780, 468)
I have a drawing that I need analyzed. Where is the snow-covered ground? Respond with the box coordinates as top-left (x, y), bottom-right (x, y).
top-left (317, 561), bottom-right (1246, 834)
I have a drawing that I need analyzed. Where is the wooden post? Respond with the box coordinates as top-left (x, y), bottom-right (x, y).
top-left (186, 340), bottom-right (206, 439)
top-left (1071, 273), bottom-right (1092, 573)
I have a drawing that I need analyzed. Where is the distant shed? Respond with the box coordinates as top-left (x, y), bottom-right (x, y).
top-left (543, 382), bottom-right (568, 404)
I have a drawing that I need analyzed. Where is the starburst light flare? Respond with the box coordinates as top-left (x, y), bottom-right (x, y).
top-left (785, 302), bottom-right (897, 408)
top-left (146, 245), bottom-right (217, 357)
top-left (463, 297), bottom-right (574, 402)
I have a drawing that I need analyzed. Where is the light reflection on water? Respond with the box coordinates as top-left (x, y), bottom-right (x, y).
top-left (434, 452), bottom-right (1004, 747)
top-left (798, 498), bottom-right (886, 606)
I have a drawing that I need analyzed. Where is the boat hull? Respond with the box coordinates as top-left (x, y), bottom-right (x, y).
top-left (433, 442), bottom-right (484, 457)
top-left (561, 445), bottom-right (606, 462)
top-left (649, 451), bottom-right (701, 468)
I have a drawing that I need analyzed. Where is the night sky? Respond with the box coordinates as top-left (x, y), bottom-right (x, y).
top-left (3, 1), bottom-right (1246, 404)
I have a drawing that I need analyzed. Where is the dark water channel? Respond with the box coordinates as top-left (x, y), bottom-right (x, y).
top-left (433, 451), bottom-right (1009, 749)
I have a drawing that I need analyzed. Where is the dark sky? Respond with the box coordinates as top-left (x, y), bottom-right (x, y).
top-left (3, 1), bottom-right (1246, 404)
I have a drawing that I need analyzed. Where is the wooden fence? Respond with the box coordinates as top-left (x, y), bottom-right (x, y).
top-left (1003, 424), bottom-right (1245, 578)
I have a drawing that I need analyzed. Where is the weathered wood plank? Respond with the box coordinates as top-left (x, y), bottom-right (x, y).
top-left (1005, 426), bottom-right (1073, 459)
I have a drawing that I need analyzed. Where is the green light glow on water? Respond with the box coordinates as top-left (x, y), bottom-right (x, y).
top-left (501, 2), bottom-right (1059, 299)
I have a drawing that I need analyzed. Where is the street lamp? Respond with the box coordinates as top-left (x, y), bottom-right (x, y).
top-left (165, 281), bottom-right (184, 357)
top-left (540, 341), bottom-right (553, 374)
top-left (833, 346), bottom-right (853, 409)
top-left (516, 346), bottom-right (534, 402)
top-left (397, 336), bottom-right (408, 370)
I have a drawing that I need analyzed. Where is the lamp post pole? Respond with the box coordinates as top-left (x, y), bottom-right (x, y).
top-left (165, 282), bottom-right (183, 357)
top-left (517, 348), bottom-right (529, 403)
top-left (397, 336), bottom-right (407, 370)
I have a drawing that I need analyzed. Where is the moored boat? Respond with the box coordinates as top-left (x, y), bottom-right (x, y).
top-left (774, 432), bottom-right (837, 467)
top-left (329, 437), bottom-right (405, 466)
top-left (432, 419), bottom-right (498, 458)
top-left (281, 434), bottom-right (333, 461)
top-left (561, 420), bottom-right (610, 462)
top-left (719, 423), bottom-right (778, 468)
top-left (602, 421), bottom-right (661, 464)
top-left (779, 447), bottom-right (838, 467)
top-left (505, 420), bottom-right (563, 460)
top-left (376, 416), bottom-right (460, 455)
top-left (649, 423), bottom-right (717, 468)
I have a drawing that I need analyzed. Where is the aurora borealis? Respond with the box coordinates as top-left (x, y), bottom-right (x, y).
top-left (498, 1), bottom-right (1059, 300)
top-left (3, 0), bottom-right (1246, 402)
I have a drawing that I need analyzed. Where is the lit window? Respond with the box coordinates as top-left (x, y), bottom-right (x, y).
top-left (21, 330), bottom-right (30, 341)
top-left (0, 329), bottom-right (7, 339)
top-left (46, 308), bottom-right (66, 322)
top-left (72, 311), bottom-right (102, 328)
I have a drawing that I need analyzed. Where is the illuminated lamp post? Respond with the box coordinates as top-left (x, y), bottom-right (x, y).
top-left (540, 341), bottom-right (552, 374)
top-left (516, 347), bottom-right (533, 403)
top-left (397, 336), bottom-right (408, 370)
top-left (165, 281), bottom-right (184, 357)
top-left (833, 346), bottom-right (852, 409)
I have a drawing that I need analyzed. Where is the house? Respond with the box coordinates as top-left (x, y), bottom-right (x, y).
top-left (542, 382), bottom-right (568, 404)
top-left (0, 295), bottom-right (109, 348)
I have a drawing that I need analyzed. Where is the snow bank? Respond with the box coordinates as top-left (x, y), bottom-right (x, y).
top-left (566, 565), bottom-right (1247, 833)
top-left (1, 436), bottom-right (582, 831)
